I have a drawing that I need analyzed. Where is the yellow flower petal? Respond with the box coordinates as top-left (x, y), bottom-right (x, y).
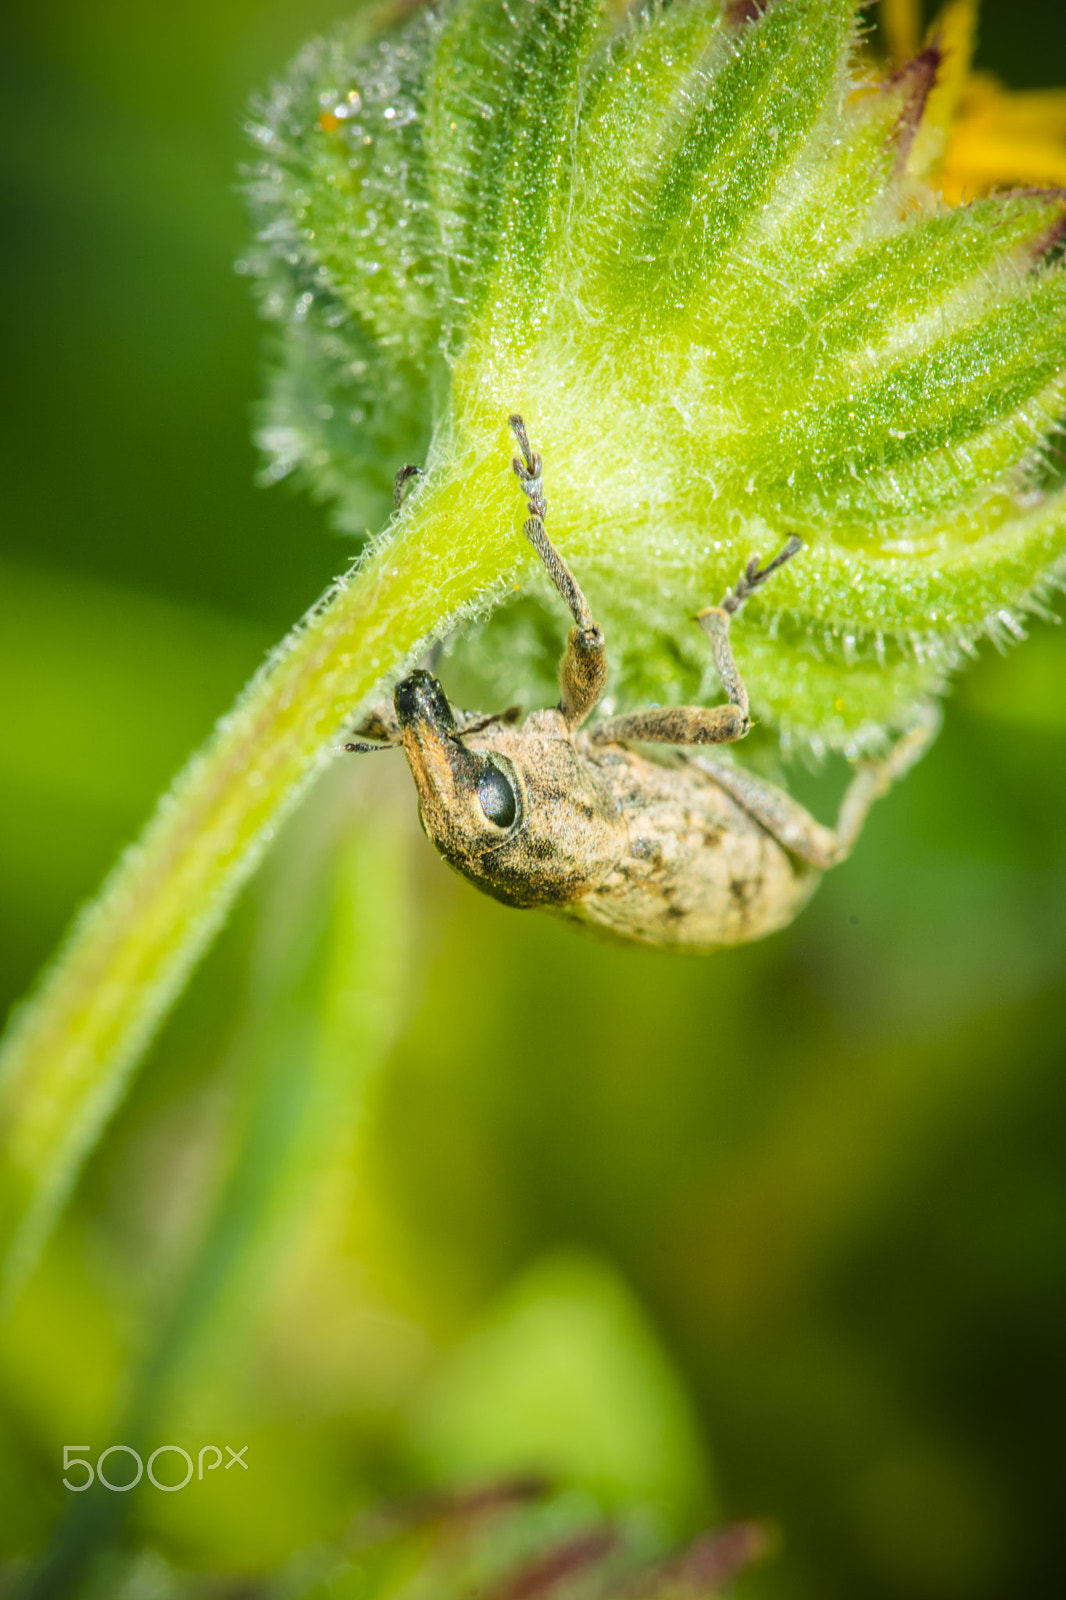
top-left (905, 0), bottom-right (978, 184)
top-left (878, 1), bottom-right (1066, 200)
top-left (880, 0), bottom-right (923, 63)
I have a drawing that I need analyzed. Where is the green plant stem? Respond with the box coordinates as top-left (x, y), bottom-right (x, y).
top-left (0, 454), bottom-right (515, 1307)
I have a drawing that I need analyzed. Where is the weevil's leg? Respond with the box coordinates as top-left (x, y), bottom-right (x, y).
top-left (509, 414), bottom-right (607, 731)
top-left (394, 463), bottom-right (424, 509)
top-left (453, 705), bottom-right (523, 738)
top-left (828, 705), bottom-right (942, 862)
top-left (590, 701), bottom-right (749, 746)
top-left (695, 535), bottom-right (804, 724)
top-left (693, 706), bottom-right (942, 870)
top-left (687, 761), bottom-right (840, 862)
top-left (344, 709), bottom-right (401, 751)
top-left (350, 703), bottom-right (402, 744)
top-left (590, 538), bottom-right (802, 748)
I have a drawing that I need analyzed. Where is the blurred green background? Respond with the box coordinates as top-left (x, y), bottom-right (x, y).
top-left (3, 2), bottom-right (1066, 1597)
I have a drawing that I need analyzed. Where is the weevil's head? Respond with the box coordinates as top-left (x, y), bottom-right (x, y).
top-left (395, 669), bottom-right (625, 908)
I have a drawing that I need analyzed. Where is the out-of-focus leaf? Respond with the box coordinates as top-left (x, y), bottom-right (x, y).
top-left (410, 1252), bottom-right (713, 1534)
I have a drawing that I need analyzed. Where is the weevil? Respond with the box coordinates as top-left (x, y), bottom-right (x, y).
top-left (346, 417), bottom-right (938, 950)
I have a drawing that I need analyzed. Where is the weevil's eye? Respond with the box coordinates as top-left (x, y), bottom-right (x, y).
top-left (477, 766), bottom-right (517, 829)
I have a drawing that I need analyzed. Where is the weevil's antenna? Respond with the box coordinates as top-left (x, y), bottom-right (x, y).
top-left (342, 740), bottom-right (401, 754)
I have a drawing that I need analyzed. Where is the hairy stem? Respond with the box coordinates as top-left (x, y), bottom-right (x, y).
top-left (0, 448), bottom-right (515, 1305)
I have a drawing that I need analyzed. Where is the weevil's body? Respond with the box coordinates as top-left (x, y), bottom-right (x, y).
top-left (554, 735), bottom-right (821, 947)
top-left (432, 709), bottom-right (819, 949)
top-left (350, 420), bottom-right (937, 951)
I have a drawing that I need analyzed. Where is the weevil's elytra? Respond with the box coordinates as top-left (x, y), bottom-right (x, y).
top-left (347, 419), bottom-right (939, 951)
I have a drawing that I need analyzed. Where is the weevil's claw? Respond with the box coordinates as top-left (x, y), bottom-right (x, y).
top-left (393, 463), bottom-right (424, 510)
top-left (722, 535), bottom-right (803, 614)
top-left (509, 414), bottom-right (538, 480)
top-left (509, 414), bottom-right (547, 521)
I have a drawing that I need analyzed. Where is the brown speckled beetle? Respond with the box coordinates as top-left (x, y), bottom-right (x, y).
top-left (346, 418), bottom-right (937, 950)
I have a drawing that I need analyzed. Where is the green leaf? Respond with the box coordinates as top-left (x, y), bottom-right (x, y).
top-left (427, 0), bottom-right (604, 338)
top-left (245, 9), bottom-right (444, 531)
top-left (624, 0), bottom-right (857, 313)
top-left (759, 193), bottom-right (1066, 405)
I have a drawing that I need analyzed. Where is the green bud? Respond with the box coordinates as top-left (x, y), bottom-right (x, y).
top-left (248, 0), bottom-right (1066, 753)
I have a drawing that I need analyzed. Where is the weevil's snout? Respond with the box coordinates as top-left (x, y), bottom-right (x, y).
top-left (395, 670), bottom-right (523, 858)
top-left (394, 668), bottom-right (457, 737)
top-left (395, 670), bottom-right (625, 909)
